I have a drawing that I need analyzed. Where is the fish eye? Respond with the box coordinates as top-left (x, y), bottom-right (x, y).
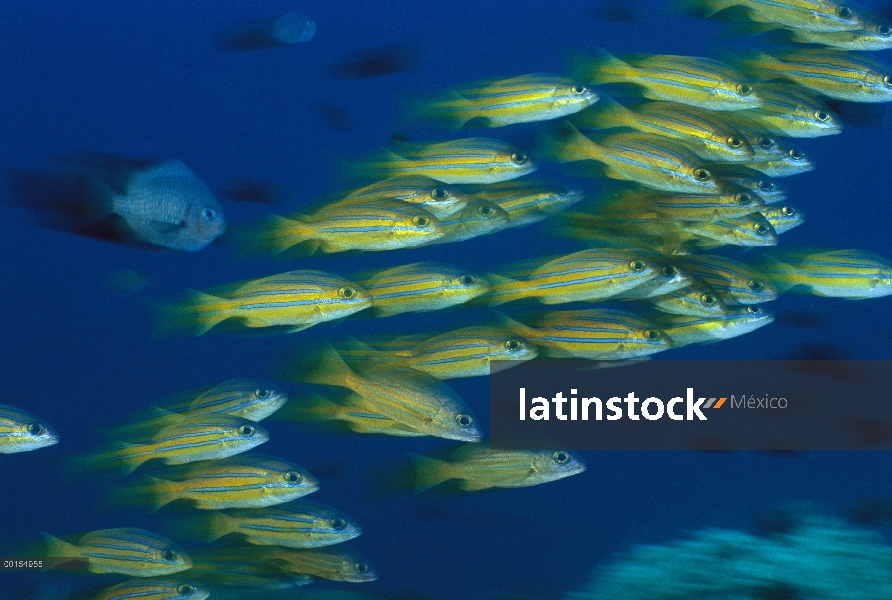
top-left (459, 274), bottom-right (476, 286)
top-left (747, 306), bottom-right (762, 315)
top-left (478, 205), bottom-right (495, 217)
top-left (884, 75), bottom-right (892, 87)
top-left (355, 563), bottom-right (370, 574)
top-left (162, 549), bottom-right (177, 562)
top-left (694, 168), bottom-right (711, 181)
top-left (456, 414), bottom-right (473, 428)
top-left (789, 149), bottom-right (805, 160)
top-left (238, 425), bottom-right (255, 436)
top-left (177, 585), bottom-right (194, 596)
top-left (754, 222), bottom-right (770, 234)
top-left (339, 287), bottom-right (357, 299)
top-left (878, 24), bottom-right (892, 36)
top-left (727, 136), bottom-right (743, 148)
top-left (736, 193), bottom-right (752, 206)
top-left (511, 152), bottom-right (528, 164)
top-left (758, 136), bottom-right (775, 149)
top-left (28, 423), bottom-right (44, 436)
top-left (552, 451), bottom-right (571, 464)
top-left (814, 110), bottom-right (830, 122)
top-left (430, 187), bottom-right (448, 200)
top-left (331, 518), bottom-right (347, 531)
top-left (748, 279), bottom-right (765, 292)
top-left (837, 5), bottom-right (853, 18)
top-left (644, 329), bottom-right (661, 340)
top-left (736, 83), bottom-right (752, 96)
top-left (629, 260), bottom-right (646, 272)
top-left (758, 180), bottom-right (775, 192)
top-left (782, 206), bottom-right (796, 216)
top-left (284, 471), bottom-right (303, 483)
top-left (661, 265), bottom-right (677, 277)
top-left (505, 339), bottom-right (523, 352)
top-left (412, 215), bottom-right (430, 227)
top-left (201, 207), bottom-right (217, 221)
top-left (701, 294), bottom-right (717, 306)
top-left (571, 85), bottom-right (587, 95)
top-left (256, 388), bottom-right (270, 399)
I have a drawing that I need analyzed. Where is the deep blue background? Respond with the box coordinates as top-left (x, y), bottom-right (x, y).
top-left (2, 1), bottom-right (891, 598)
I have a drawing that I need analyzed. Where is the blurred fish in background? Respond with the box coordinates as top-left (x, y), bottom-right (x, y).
top-left (216, 12), bottom-right (316, 51)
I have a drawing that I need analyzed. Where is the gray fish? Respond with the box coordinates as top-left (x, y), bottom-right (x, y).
top-left (102, 160), bottom-right (226, 251)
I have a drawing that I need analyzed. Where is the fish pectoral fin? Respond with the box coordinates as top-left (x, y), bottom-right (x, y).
top-left (459, 478), bottom-right (494, 491)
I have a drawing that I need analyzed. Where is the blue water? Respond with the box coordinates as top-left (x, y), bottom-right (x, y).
top-left (2, 1), bottom-right (891, 598)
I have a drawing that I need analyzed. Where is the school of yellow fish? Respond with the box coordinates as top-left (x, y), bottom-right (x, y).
top-left (6, 1), bottom-right (892, 598)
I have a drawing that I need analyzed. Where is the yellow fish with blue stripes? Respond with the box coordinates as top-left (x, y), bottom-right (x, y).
top-left (42, 528), bottom-right (191, 576)
top-left (258, 547), bottom-right (378, 582)
top-left (417, 73), bottom-right (599, 127)
top-left (720, 83), bottom-right (841, 138)
top-left (576, 50), bottom-right (762, 109)
top-left (351, 262), bottom-right (488, 317)
top-left (352, 137), bottom-right (536, 184)
top-left (759, 248), bottom-right (892, 298)
top-left (91, 415), bottom-right (269, 476)
top-left (124, 453), bottom-right (318, 511)
top-left (684, 0), bottom-right (873, 32)
top-left (333, 176), bottom-right (469, 219)
top-left (278, 392), bottom-right (430, 437)
top-left (653, 306), bottom-right (774, 346)
top-left (170, 269), bottom-right (371, 335)
top-left (465, 180), bottom-right (584, 228)
top-left (93, 579), bottom-right (208, 600)
top-left (254, 199), bottom-right (444, 255)
top-left (0, 405), bottom-right (58, 453)
top-left (677, 254), bottom-right (778, 304)
top-left (207, 501), bottom-right (361, 548)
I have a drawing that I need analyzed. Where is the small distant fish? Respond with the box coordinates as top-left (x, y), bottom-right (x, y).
top-left (217, 12), bottom-right (316, 51)
top-left (168, 270), bottom-right (372, 335)
top-left (738, 49), bottom-right (892, 103)
top-left (328, 44), bottom-right (420, 79)
top-left (596, 187), bottom-right (764, 223)
top-left (123, 453), bottom-right (318, 511)
top-left (218, 179), bottom-right (290, 205)
top-left (103, 269), bottom-right (152, 297)
top-left (0, 405), bottom-right (58, 453)
top-left (759, 248), bottom-right (892, 298)
top-left (417, 73), bottom-right (599, 128)
top-left (42, 528), bottom-right (191, 576)
top-left (7, 156), bottom-right (226, 251)
top-left (744, 147), bottom-right (815, 178)
top-left (258, 547), bottom-right (378, 582)
top-left (351, 262), bottom-right (489, 317)
top-left (403, 442), bottom-right (586, 492)
top-left (93, 579), bottom-right (209, 600)
top-left (311, 101), bottom-right (356, 132)
top-left (90, 415), bottom-right (269, 476)
top-left (575, 50), bottom-right (762, 109)
top-left (351, 138), bottom-right (536, 184)
top-left (207, 501), bottom-right (362, 548)
top-left (653, 306), bottom-right (774, 346)
top-left (303, 344), bottom-right (483, 442)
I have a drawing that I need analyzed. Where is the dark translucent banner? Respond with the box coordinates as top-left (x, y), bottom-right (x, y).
top-left (489, 360), bottom-right (892, 450)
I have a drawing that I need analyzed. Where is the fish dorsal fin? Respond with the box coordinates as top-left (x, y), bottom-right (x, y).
top-left (138, 160), bottom-right (195, 180)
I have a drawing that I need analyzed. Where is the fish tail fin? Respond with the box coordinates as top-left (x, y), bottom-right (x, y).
top-left (408, 454), bottom-right (450, 492)
top-left (675, 0), bottom-right (738, 18)
top-left (756, 254), bottom-right (797, 293)
top-left (142, 475), bottom-right (176, 512)
top-left (41, 532), bottom-right (79, 558)
top-left (206, 512), bottom-right (233, 542)
top-left (480, 272), bottom-right (527, 306)
top-left (494, 312), bottom-right (536, 339)
top-left (277, 392), bottom-right (343, 422)
top-left (414, 90), bottom-right (475, 129)
top-left (542, 122), bottom-right (600, 164)
top-left (574, 48), bottom-right (632, 85)
top-left (347, 149), bottom-right (406, 181)
top-left (573, 95), bottom-right (629, 130)
top-left (250, 214), bottom-right (309, 254)
top-left (303, 343), bottom-right (355, 389)
top-left (185, 290), bottom-right (232, 336)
